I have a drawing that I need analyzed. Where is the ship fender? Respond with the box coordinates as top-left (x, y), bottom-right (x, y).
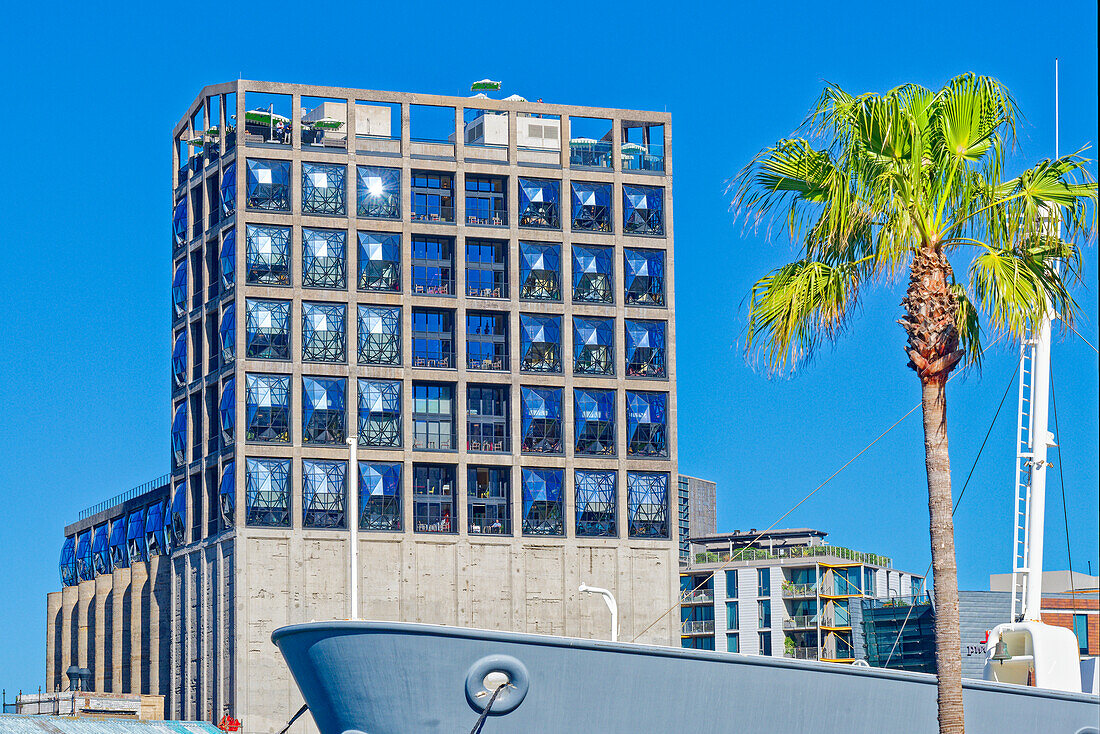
top-left (464, 654), bottom-right (529, 715)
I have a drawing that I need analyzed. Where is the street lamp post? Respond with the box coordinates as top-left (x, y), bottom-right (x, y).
top-left (579, 583), bottom-right (618, 642)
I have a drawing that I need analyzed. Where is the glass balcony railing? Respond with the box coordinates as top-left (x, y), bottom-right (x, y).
top-left (784, 647), bottom-right (819, 660)
top-left (783, 615), bottom-right (818, 629)
top-left (681, 588), bottom-right (714, 604)
top-left (680, 620), bottom-right (714, 635)
top-left (782, 582), bottom-right (818, 598)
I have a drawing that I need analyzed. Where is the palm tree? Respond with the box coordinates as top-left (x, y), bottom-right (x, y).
top-left (730, 73), bottom-right (1095, 733)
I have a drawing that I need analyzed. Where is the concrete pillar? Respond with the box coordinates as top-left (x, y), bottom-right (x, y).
top-left (46, 591), bottom-right (63, 692)
top-left (60, 585), bottom-right (78, 689)
top-left (94, 573), bottom-right (113, 691)
top-left (77, 580), bottom-right (95, 673)
top-left (147, 555), bottom-right (170, 695)
top-left (130, 561), bottom-right (149, 693)
top-left (113, 566), bottom-right (131, 692)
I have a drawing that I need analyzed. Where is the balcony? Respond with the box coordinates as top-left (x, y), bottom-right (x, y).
top-left (411, 205), bottom-right (455, 223)
top-left (783, 615), bottom-right (818, 630)
top-left (680, 620), bottom-right (714, 635)
top-left (569, 139), bottom-right (612, 168)
top-left (681, 588), bottom-right (714, 604)
top-left (466, 212), bottom-right (507, 227)
top-left (784, 647), bottom-right (819, 660)
top-left (782, 581), bottom-right (818, 598)
top-left (466, 437), bottom-right (510, 453)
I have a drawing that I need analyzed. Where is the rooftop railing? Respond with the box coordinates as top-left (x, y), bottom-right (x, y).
top-left (694, 544), bottom-right (892, 568)
top-left (77, 474), bottom-right (171, 521)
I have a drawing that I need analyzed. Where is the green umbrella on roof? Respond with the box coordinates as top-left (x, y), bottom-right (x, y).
top-left (309, 117), bottom-right (344, 130)
top-left (245, 108), bottom-right (290, 125)
top-left (471, 79), bottom-right (502, 91)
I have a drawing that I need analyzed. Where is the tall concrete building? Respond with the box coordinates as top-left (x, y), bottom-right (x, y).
top-left (48, 80), bottom-right (679, 731)
top-left (676, 474), bottom-right (716, 561)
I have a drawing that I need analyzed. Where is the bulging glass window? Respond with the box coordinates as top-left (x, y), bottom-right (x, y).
top-left (220, 227), bottom-right (236, 290)
top-left (572, 245), bottom-right (613, 303)
top-left (520, 386), bottom-right (562, 454)
top-left (626, 391), bottom-right (667, 457)
top-left (302, 302), bottom-right (347, 362)
top-left (219, 307), bottom-right (236, 364)
top-left (245, 224), bottom-right (291, 285)
top-left (358, 232), bottom-right (401, 292)
top-left (172, 331), bottom-right (187, 388)
top-left (59, 537), bottom-right (78, 586)
top-left (623, 185), bottom-right (664, 236)
top-left (245, 373), bottom-right (290, 442)
top-left (219, 376), bottom-right (236, 444)
top-left (245, 298), bottom-right (291, 359)
top-left (518, 177), bottom-right (560, 228)
top-left (169, 484), bottom-right (186, 550)
top-left (108, 517), bottom-right (128, 569)
top-left (519, 242), bottom-right (560, 301)
top-left (145, 502), bottom-right (167, 558)
top-left (173, 200), bottom-right (187, 246)
top-left (520, 314), bottom-right (561, 373)
top-left (219, 461), bottom-right (235, 527)
top-left (302, 162), bottom-right (347, 215)
top-left (573, 317), bottom-right (615, 375)
top-left (521, 468), bottom-right (563, 536)
top-left (302, 376), bottom-right (346, 444)
top-left (625, 320), bottom-right (666, 378)
top-left (171, 402), bottom-right (187, 467)
top-left (358, 379), bottom-right (402, 447)
top-left (628, 472), bottom-right (669, 538)
top-left (357, 305), bottom-right (400, 365)
top-left (571, 182), bottom-right (612, 232)
top-left (302, 228), bottom-right (347, 289)
top-left (303, 460), bottom-right (347, 529)
top-left (91, 524), bottom-right (111, 576)
top-left (359, 461), bottom-right (402, 531)
top-left (245, 457), bottom-right (291, 527)
top-left (575, 470), bottom-right (617, 537)
top-left (220, 163), bottom-right (236, 218)
top-left (357, 165), bottom-right (401, 219)
top-left (127, 509), bottom-right (146, 562)
top-left (76, 530), bottom-right (94, 581)
top-left (246, 158), bottom-right (290, 211)
top-left (624, 248), bottom-right (665, 306)
top-left (574, 388), bottom-right (615, 455)
top-left (172, 261), bottom-right (187, 317)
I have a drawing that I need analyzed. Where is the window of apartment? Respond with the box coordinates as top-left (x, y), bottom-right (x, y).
top-left (219, 307), bottom-right (235, 364)
top-left (245, 299), bottom-right (290, 360)
top-left (245, 457), bottom-right (290, 527)
top-left (466, 239), bottom-right (507, 298)
top-left (412, 308), bottom-right (455, 368)
top-left (173, 199), bottom-right (187, 248)
top-left (573, 317), bottom-right (614, 375)
top-left (575, 388), bottom-right (615, 456)
top-left (572, 245), bottom-right (613, 303)
top-left (220, 164), bottom-right (236, 218)
top-left (245, 159), bottom-right (290, 211)
top-left (357, 305), bottom-right (401, 366)
top-left (411, 171), bottom-right (454, 222)
top-left (625, 320), bottom-right (667, 378)
top-left (357, 379), bottom-right (401, 448)
top-left (624, 248), bottom-right (666, 306)
top-left (759, 632), bottom-right (772, 656)
top-left (1074, 614), bottom-right (1089, 655)
top-left (218, 463), bottom-right (234, 529)
top-left (302, 302), bottom-right (347, 362)
top-left (302, 228), bottom-right (347, 289)
top-left (626, 391), bottom-right (668, 457)
top-left (172, 331), bottom-right (187, 388)
top-left (413, 463), bottom-right (455, 533)
top-left (412, 382), bottom-right (455, 451)
top-left (571, 181), bottom-right (612, 232)
top-left (575, 469), bottom-right (616, 537)
top-left (623, 185), bottom-right (664, 236)
top-left (220, 227), bottom-right (236, 292)
top-left (519, 242), bottom-right (561, 301)
top-left (758, 568), bottom-right (771, 597)
top-left (758, 600), bottom-right (771, 629)
top-left (466, 311), bottom-right (508, 371)
top-left (726, 570), bottom-right (739, 599)
top-left (727, 601), bottom-right (739, 630)
top-left (467, 466), bottom-right (511, 535)
top-left (467, 384), bottom-right (509, 453)
top-left (302, 459), bottom-right (347, 529)
top-left (205, 239), bottom-right (221, 303)
top-left (359, 461), bottom-right (402, 531)
top-left (245, 373), bottom-right (290, 443)
top-left (521, 467), bottom-right (563, 536)
top-left (465, 174), bottom-right (507, 226)
top-left (412, 235), bottom-right (454, 295)
top-left (864, 567), bottom-right (876, 596)
top-left (357, 232), bottom-right (401, 292)
top-left (218, 377), bottom-right (234, 447)
top-left (190, 250), bottom-right (204, 310)
top-left (727, 633), bottom-right (740, 653)
top-left (302, 376), bottom-right (346, 445)
top-left (191, 185), bottom-right (204, 240)
top-left (518, 177), bottom-right (560, 229)
top-left (520, 386), bottom-right (562, 454)
top-left (302, 162), bottom-right (347, 216)
top-left (627, 472), bottom-right (668, 538)
top-left (357, 165), bottom-right (401, 219)
top-left (519, 314), bottom-right (561, 373)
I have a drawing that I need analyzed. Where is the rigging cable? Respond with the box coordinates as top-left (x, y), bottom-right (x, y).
top-left (1050, 373), bottom-right (1078, 614)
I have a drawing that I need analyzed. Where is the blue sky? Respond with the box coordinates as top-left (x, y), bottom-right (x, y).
top-left (0, 0), bottom-right (1096, 695)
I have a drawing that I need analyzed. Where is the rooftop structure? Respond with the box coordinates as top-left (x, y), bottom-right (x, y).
top-left (676, 474), bottom-right (716, 562)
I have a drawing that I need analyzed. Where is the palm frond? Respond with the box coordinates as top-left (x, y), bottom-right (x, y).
top-left (950, 282), bottom-right (983, 370)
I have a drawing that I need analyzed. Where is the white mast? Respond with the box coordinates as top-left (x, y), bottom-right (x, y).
top-left (347, 436), bottom-right (359, 620)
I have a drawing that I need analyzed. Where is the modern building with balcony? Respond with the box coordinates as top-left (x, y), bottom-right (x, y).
top-left (46, 80), bottom-right (678, 731)
top-left (679, 528), bottom-right (922, 660)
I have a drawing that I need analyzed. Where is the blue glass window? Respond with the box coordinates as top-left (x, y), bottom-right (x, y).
top-left (412, 383), bottom-right (455, 451)
top-left (220, 307), bottom-right (236, 364)
top-left (357, 165), bottom-right (401, 219)
top-left (245, 457), bottom-right (291, 527)
top-left (521, 386), bottom-right (562, 454)
top-left (246, 374), bottom-right (290, 442)
top-left (357, 305), bottom-right (400, 365)
top-left (626, 391), bottom-right (667, 457)
top-left (413, 463), bottom-right (456, 533)
top-left (518, 177), bottom-right (560, 228)
top-left (571, 182), bottom-right (612, 232)
top-left (172, 331), bottom-right (187, 388)
top-left (303, 460), bottom-right (347, 529)
top-left (358, 232), bottom-right (401, 292)
top-left (522, 468), bottom-right (563, 536)
top-left (358, 379), bottom-right (402, 447)
top-left (245, 224), bottom-right (290, 285)
top-left (624, 248), bottom-right (665, 306)
top-left (171, 402), bottom-right (187, 467)
top-left (145, 501), bottom-right (167, 557)
top-left (625, 320), bottom-right (666, 378)
top-left (359, 461), bottom-right (402, 531)
top-left (411, 171), bottom-right (454, 222)
top-left (628, 472), bottom-right (669, 538)
top-left (74, 531), bottom-right (94, 581)
top-left (127, 509), bottom-right (146, 563)
top-left (519, 242), bottom-right (560, 300)
top-left (302, 162), bottom-right (347, 215)
top-left (573, 317), bottom-right (615, 375)
top-left (172, 199), bottom-right (187, 246)
top-left (303, 376), bottom-right (346, 444)
top-left (623, 185), bottom-right (664, 236)
top-left (246, 158), bottom-right (290, 211)
top-left (302, 302), bottom-right (347, 362)
top-left (220, 163), bottom-right (236, 218)
top-left (465, 239), bottom-right (507, 298)
top-left (575, 470), bottom-right (617, 537)
top-left (220, 227), bottom-right (236, 290)
top-left (245, 298), bottom-right (290, 359)
top-left (302, 228), bottom-right (347, 289)
top-left (91, 524), bottom-right (111, 576)
top-left (467, 466), bottom-right (511, 535)
top-left (466, 311), bottom-right (508, 370)
top-left (412, 235), bottom-right (455, 295)
top-left (169, 483), bottom-right (186, 550)
top-left (219, 376), bottom-right (236, 444)
top-left (519, 314), bottom-right (561, 372)
top-left (412, 308), bottom-right (454, 368)
top-left (219, 461), bottom-right (235, 527)
top-left (172, 260), bottom-right (187, 317)
top-left (59, 537), bottom-right (78, 586)
top-left (572, 245), bottom-right (613, 303)
top-left (108, 517), bottom-right (128, 569)
top-left (575, 388), bottom-right (615, 455)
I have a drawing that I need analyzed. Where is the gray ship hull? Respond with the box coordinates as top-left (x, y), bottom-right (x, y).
top-left (272, 621), bottom-right (1100, 733)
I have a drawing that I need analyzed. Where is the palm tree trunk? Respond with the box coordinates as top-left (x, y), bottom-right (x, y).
top-left (920, 377), bottom-right (965, 734)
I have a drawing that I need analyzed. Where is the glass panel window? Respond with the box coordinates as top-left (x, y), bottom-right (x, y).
top-left (411, 235), bottom-right (454, 295)
top-left (574, 388), bottom-right (616, 455)
top-left (518, 177), bottom-right (560, 228)
top-left (572, 245), bottom-right (613, 303)
top-left (356, 165), bottom-right (400, 219)
top-left (759, 600), bottom-right (772, 628)
top-left (91, 524), bottom-right (110, 575)
top-left (245, 224), bottom-right (290, 285)
top-left (519, 314), bottom-right (561, 373)
top-left (412, 308), bottom-right (454, 368)
top-left (245, 298), bottom-right (290, 360)
top-left (467, 466), bottom-right (511, 534)
top-left (465, 239), bottom-right (507, 298)
top-left (245, 373), bottom-right (290, 442)
top-left (467, 384), bottom-right (509, 453)
top-left (413, 463), bottom-right (455, 533)
top-left (759, 632), bottom-right (772, 656)
top-left (624, 248), bottom-right (666, 306)
top-left (220, 227), bottom-right (236, 290)
top-left (219, 307), bottom-right (235, 364)
top-left (302, 228), bottom-right (347, 289)
top-left (172, 331), bottom-right (187, 387)
top-left (575, 469), bottom-right (616, 537)
top-left (1073, 614), bottom-right (1089, 654)
top-left (127, 509), bottom-right (147, 562)
top-left (726, 570), bottom-right (739, 599)
top-left (107, 521), bottom-right (127, 571)
top-left (219, 376), bottom-right (236, 444)
top-left (302, 459), bottom-right (347, 528)
top-left (464, 174), bottom-right (507, 226)
top-left (169, 485), bottom-right (185, 550)
top-left (521, 468), bottom-right (563, 536)
top-left (245, 457), bottom-right (290, 527)
top-left (466, 311), bottom-right (508, 370)
top-left (302, 376), bottom-right (346, 445)
top-left (302, 162), bottom-right (347, 215)
top-left (60, 537), bottom-right (78, 585)
top-left (623, 185), bottom-right (664, 235)
top-left (570, 182), bottom-right (612, 232)
top-left (357, 305), bottom-right (400, 365)
top-left (358, 379), bottom-right (401, 447)
top-left (411, 171), bottom-right (454, 222)
top-left (625, 320), bottom-right (667, 378)
top-left (758, 568), bottom-right (771, 597)
top-left (359, 461), bottom-right (401, 531)
top-left (520, 386), bottom-right (562, 454)
top-left (246, 159), bottom-right (290, 211)
top-left (519, 242), bottom-right (561, 301)
top-left (627, 472), bottom-right (668, 538)
top-left (145, 502), bottom-right (167, 558)
top-left (302, 302), bottom-right (347, 362)
top-left (727, 633), bottom-right (740, 653)
top-left (172, 260), bottom-right (187, 317)
top-left (727, 602), bottom-right (739, 630)
top-left (219, 462), bottom-right (235, 527)
top-left (171, 402), bottom-right (186, 467)
top-left (626, 391), bottom-right (667, 457)
top-left (220, 163), bottom-right (236, 218)
top-left (173, 199), bottom-right (187, 246)
top-left (357, 232), bottom-right (401, 292)
top-left (573, 317), bottom-right (615, 375)
top-left (412, 382), bottom-right (455, 451)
